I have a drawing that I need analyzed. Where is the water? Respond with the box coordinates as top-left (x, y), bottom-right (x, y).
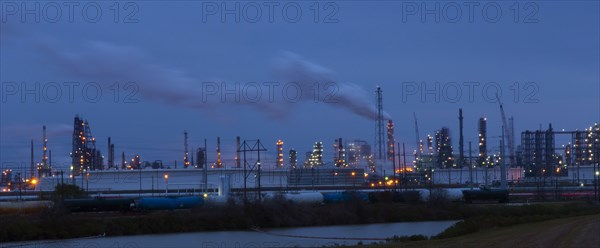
top-left (3, 220), bottom-right (458, 248)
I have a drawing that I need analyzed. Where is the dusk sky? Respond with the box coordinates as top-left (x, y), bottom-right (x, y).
top-left (1, 1), bottom-right (599, 171)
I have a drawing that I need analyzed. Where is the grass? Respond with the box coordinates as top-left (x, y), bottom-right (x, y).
top-left (1, 200), bottom-right (599, 243)
top-left (367, 214), bottom-right (600, 248)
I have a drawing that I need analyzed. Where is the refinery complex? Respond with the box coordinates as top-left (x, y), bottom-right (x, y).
top-left (1, 86), bottom-right (599, 202)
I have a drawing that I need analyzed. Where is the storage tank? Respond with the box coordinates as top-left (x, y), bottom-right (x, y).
top-left (323, 191), bottom-right (369, 203)
top-left (0, 200), bottom-right (53, 211)
top-left (63, 198), bottom-right (134, 212)
top-left (282, 192), bottom-right (324, 204)
top-left (204, 195), bottom-right (229, 206)
top-left (445, 188), bottom-right (465, 201)
top-left (463, 189), bottom-right (509, 203)
top-left (415, 189), bottom-right (430, 202)
top-left (137, 196), bottom-right (203, 210)
top-left (218, 175), bottom-right (230, 196)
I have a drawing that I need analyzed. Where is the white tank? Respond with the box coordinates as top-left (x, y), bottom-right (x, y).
top-left (218, 175), bottom-right (231, 196)
top-left (445, 188), bottom-right (465, 201)
top-left (283, 192), bottom-right (324, 204)
top-left (415, 189), bottom-right (430, 201)
top-left (0, 200), bottom-right (53, 210)
top-left (205, 195), bottom-right (229, 206)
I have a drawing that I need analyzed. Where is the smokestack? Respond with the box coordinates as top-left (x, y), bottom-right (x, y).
top-left (107, 137), bottom-right (113, 169)
top-left (338, 138), bottom-right (345, 167)
top-left (276, 140), bottom-right (284, 167)
top-left (375, 86), bottom-right (385, 161)
top-left (478, 117), bottom-right (487, 167)
top-left (121, 151), bottom-right (126, 170)
top-left (42, 125), bottom-right (47, 167)
top-left (184, 131), bottom-right (190, 168)
top-left (236, 136), bottom-right (241, 168)
top-left (387, 120), bottom-right (395, 161)
top-left (30, 139), bottom-right (34, 179)
top-left (459, 109), bottom-right (464, 167)
top-left (216, 137), bottom-right (222, 168)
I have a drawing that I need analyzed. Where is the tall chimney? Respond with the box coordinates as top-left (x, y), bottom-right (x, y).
top-left (184, 131), bottom-right (190, 168)
top-left (30, 139), bottom-right (34, 178)
top-left (216, 137), bottom-right (222, 168)
top-left (42, 126), bottom-right (47, 167)
top-left (459, 109), bottom-right (464, 167)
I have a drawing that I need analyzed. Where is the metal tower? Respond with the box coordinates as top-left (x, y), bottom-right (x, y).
top-left (478, 117), bottom-right (488, 167)
top-left (30, 139), bottom-right (34, 179)
top-left (276, 139), bottom-right (284, 167)
top-left (387, 120), bottom-right (395, 161)
top-left (215, 137), bottom-right (222, 168)
top-left (71, 115), bottom-right (101, 175)
top-left (375, 86), bottom-right (385, 161)
top-left (458, 109), bottom-right (464, 168)
top-left (183, 131), bottom-right (190, 168)
top-left (289, 149), bottom-right (297, 168)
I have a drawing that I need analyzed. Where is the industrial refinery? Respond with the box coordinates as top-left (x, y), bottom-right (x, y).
top-left (1, 2), bottom-right (599, 246)
top-left (1, 86), bottom-right (599, 204)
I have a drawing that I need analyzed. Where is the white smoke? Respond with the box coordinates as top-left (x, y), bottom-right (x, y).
top-left (273, 51), bottom-right (391, 120)
top-left (2, 24), bottom-right (389, 121)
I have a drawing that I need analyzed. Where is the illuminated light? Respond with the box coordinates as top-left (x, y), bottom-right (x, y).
top-left (370, 183), bottom-right (375, 187)
top-left (364, 173), bottom-right (368, 177)
top-left (31, 179), bottom-right (38, 185)
top-left (351, 172), bottom-right (356, 176)
top-left (164, 174), bottom-right (169, 179)
top-left (203, 193), bottom-right (208, 198)
top-left (378, 181), bottom-right (382, 185)
top-left (596, 171), bottom-right (600, 176)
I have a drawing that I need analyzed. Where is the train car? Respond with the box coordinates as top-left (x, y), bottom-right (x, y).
top-left (462, 189), bottom-right (509, 203)
top-left (136, 196), bottom-right (204, 210)
top-left (322, 191), bottom-right (369, 204)
top-left (63, 198), bottom-right (135, 212)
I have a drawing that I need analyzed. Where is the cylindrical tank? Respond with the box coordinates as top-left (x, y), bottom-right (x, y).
top-left (415, 189), bottom-right (430, 202)
top-left (204, 195), bottom-right (228, 206)
top-left (463, 189), bottom-right (509, 203)
top-left (0, 200), bottom-right (53, 210)
top-left (63, 198), bottom-right (134, 212)
top-left (282, 192), bottom-right (324, 204)
top-left (137, 196), bottom-right (203, 210)
top-left (445, 188), bottom-right (465, 201)
top-left (218, 175), bottom-right (230, 196)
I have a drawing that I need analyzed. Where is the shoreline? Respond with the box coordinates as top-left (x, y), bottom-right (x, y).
top-left (1, 201), bottom-right (599, 243)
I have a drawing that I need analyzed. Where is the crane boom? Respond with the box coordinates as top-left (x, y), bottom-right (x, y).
top-left (413, 112), bottom-right (421, 156)
top-left (497, 95), bottom-right (516, 166)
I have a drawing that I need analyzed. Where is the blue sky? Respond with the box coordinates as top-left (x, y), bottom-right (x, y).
top-left (1, 1), bottom-right (599, 171)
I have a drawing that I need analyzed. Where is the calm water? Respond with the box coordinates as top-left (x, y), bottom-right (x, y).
top-left (4, 220), bottom-right (458, 248)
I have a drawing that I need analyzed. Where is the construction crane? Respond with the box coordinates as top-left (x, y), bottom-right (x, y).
top-left (497, 94), bottom-right (516, 167)
top-left (413, 112), bottom-right (422, 157)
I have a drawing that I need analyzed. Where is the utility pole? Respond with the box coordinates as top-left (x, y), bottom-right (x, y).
top-left (392, 141), bottom-right (396, 192)
top-left (469, 142), bottom-right (473, 190)
top-left (501, 127), bottom-right (507, 190)
top-left (204, 138), bottom-right (208, 193)
top-left (402, 143), bottom-right (407, 191)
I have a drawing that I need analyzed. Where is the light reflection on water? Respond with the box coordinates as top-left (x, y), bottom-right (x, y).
top-left (5, 220), bottom-right (458, 248)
